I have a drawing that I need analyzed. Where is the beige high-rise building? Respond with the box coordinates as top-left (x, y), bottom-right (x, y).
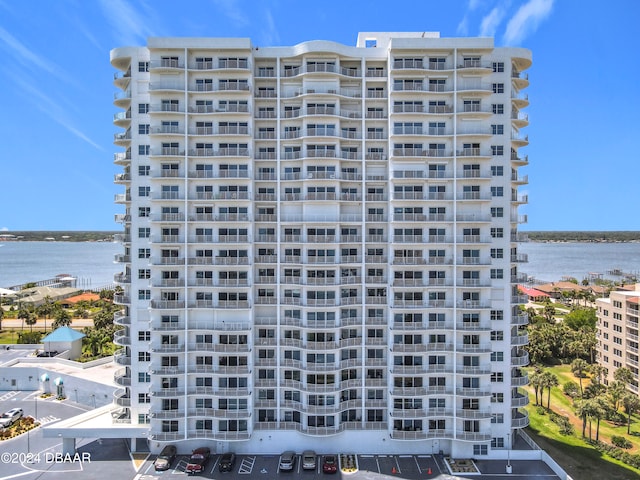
top-left (111, 31), bottom-right (531, 458)
top-left (597, 285), bottom-right (640, 391)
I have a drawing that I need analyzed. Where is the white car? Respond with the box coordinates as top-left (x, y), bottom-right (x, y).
top-left (0, 408), bottom-right (23, 428)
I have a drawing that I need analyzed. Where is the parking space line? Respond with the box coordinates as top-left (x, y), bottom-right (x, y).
top-left (238, 455), bottom-right (255, 474)
top-left (209, 455), bottom-right (220, 474)
top-left (414, 455), bottom-right (422, 473)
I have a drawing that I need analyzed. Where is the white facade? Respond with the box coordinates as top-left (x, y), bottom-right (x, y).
top-left (110, 32), bottom-right (531, 457)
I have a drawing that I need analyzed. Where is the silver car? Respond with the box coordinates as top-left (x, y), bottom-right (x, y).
top-left (302, 450), bottom-right (316, 470)
top-left (279, 451), bottom-right (296, 471)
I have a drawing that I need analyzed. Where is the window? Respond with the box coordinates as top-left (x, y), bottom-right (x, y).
top-left (490, 248), bottom-right (503, 259)
top-left (138, 228), bottom-right (150, 238)
top-left (138, 103), bottom-right (149, 114)
top-left (491, 124), bottom-right (504, 135)
top-left (490, 372), bottom-right (504, 382)
top-left (138, 248), bottom-right (150, 258)
top-left (138, 289), bottom-right (150, 300)
top-left (491, 310), bottom-right (504, 320)
top-left (491, 413), bottom-right (504, 424)
top-left (138, 393), bottom-right (150, 403)
top-left (138, 61), bottom-right (148, 72)
top-left (138, 269), bottom-right (150, 279)
top-left (490, 166), bottom-right (503, 176)
top-left (138, 145), bottom-right (150, 155)
top-left (491, 207), bottom-right (504, 218)
top-left (492, 393), bottom-right (504, 403)
top-left (138, 186), bottom-right (150, 197)
top-left (491, 438), bottom-right (505, 448)
top-left (492, 62), bottom-right (504, 72)
top-left (491, 145), bottom-right (504, 156)
top-left (138, 372), bottom-right (150, 383)
top-left (491, 186), bottom-right (504, 197)
top-left (138, 124), bottom-right (150, 134)
top-left (492, 83), bottom-right (504, 93)
top-left (491, 352), bottom-right (504, 361)
top-left (491, 269), bottom-right (504, 279)
top-left (491, 331), bottom-right (504, 341)
top-left (138, 352), bottom-right (150, 361)
top-left (474, 445), bottom-right (488, 455)
top-left (138, 207), bottom-right (150, 217)
top-left (492, 104), bottom-right (504, 114)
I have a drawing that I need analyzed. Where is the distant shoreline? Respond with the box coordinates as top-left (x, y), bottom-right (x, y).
top-left (1, 230), bottom-right (640, 243)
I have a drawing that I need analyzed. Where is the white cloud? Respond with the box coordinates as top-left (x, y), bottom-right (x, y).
top-left (213, 0), bottom-right (250, 27)
top-left (260, 9), bottom-right (280, 46)
top-left (98, 0), bottom-right (157, 45)
top-left (8, 72), bottom-right (103, 151)
top-left (480, 6), bottom-right (506, 37)
top-left (0, 26), bottom-right (72, 84)
top-left (503, 0), bottom-right (554, 44)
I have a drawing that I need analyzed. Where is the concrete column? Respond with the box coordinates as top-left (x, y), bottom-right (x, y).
top-left (131, 437), bottom-right (137, 452)
top-left (62, 437), bottom-right (76, 455)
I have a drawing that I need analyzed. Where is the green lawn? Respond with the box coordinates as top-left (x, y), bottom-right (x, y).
top-left (525, 365), bottom-right (640, 479)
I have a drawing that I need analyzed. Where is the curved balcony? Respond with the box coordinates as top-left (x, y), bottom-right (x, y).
top-left (512, 391), bottom-right (530, 408)
top-left (511, 372), bottom-right (529, 387)
top-left (114, 368), bottom-right (131, 386)
top-left (511, 410), bottom-right (530, 428)
top-left (114, 348), bottom-right (131, 366)
top-left (511, 350), bottom-right (529, 366)
top-left (113, 330), bottom-right (130, 347)
top-left (114, 388), bottom-right (131, 407)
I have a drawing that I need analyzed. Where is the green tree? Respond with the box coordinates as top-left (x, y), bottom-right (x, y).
top-left (614, 367), bottom-right (634, 386)
top-left (564, 308), bottom-right (597, 331)
top-left (608, 381), bottom-right (627, 412)
top-left (571, 358), bottom-right (589, 397)
top-left (0, 307), bottom-right (4, 330)
top-left (543, 304), bottom-right (556, 323)
top-left (52, 309), bottom-right (71, 329)
top-left (529, 368), bottom-right (544, 406)
top-left (93, 310), bottom-right (114, 330)
top-left (622, 393), bottom-right (640, 435)
top-left (592, 396), bottom-right (608, 442)
top-left (542, 371), bottom-right (559, 410)
top-left (99, 289), bottom-right (114, 301)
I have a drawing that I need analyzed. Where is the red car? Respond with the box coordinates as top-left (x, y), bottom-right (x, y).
top-left (186, 447), bottom-right (210, 475)
top-left (322, 455), bottom-right (338, 474)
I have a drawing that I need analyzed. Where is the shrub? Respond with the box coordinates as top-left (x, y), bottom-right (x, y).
top-left (563, 381), bottom-right (581, 399)
top-left (611, 435), bottom-right (633, 449)
top-left (536, 406), bottom-right (546, 415)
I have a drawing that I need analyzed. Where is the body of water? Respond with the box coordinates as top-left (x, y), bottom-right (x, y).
top-left (1, 240), bottom-right (639, 290)
top-left (0, 241), bottom-right (120, 289)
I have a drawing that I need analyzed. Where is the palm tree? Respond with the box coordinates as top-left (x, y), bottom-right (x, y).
top-left (614, 367), bottom-right (634, 387)
top-left (622, 393), bottom-right (640, 435)
top-left (592, 396), bottom-right (608, 442)
top-left (52, 309), bottom-right (71, 329)
top-left (575, 399), bottom-right (591, 438)
top-left (590, 364), bottom-right (606, 385)
top-left (529, 368), bottom-right (544, 406)
top-left (542, 371), bottom-right (559, 410)
top-left (571, 358), bottom-right (589, 397)
top-left (608, 381), bottom-right (627, 412)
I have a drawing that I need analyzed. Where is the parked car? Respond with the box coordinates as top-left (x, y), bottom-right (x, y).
top-left (186, 447), bottom-right (210, 475)
top-left (322, 454), bottom-right (338, 474)
top-left (218, 452), bottom-right (236, 472)
top-left (302, 450), bottom-right (317, 470)
top-left (154, 445), bottom-right (177, 471)
top-left (0, 408), bottom-right (23, 428)
top-left (279, 451), bottom-right (296, 471)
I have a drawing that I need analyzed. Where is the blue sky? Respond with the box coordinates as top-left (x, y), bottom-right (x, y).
top-left (0, 0), bottom-right (638, 231)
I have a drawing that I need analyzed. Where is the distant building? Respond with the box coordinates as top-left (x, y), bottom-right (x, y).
top-left (111, 31), bottom-right (531, 457)
top-left (596, 284), bottom-right (640, 391)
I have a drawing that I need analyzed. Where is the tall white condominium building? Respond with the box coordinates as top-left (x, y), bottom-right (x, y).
top-left (111, 32), bottom-right (531, 457)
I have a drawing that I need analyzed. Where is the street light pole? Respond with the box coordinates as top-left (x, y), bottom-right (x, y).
top-left (506, 432), bottom-right (512, 473)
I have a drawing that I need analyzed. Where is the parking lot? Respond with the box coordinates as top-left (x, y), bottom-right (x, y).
top-left (138, 452), bottom-right (442, 479)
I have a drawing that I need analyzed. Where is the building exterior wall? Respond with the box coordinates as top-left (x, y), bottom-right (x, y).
top-left (110, 32), bottom-right (531, 457)
top-left (596, 286), bottom-right (640, 392)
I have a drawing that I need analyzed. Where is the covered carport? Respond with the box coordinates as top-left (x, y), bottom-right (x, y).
top-left (43, 404), bottom-right (149, 454)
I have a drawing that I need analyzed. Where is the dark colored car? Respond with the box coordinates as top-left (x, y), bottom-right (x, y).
top-left (218, 452), bottom-right (236, 472)
top-left (186, 447), bottom-right (210, 475)
top-left (322, 454), bottom-right (338, 474)
top-left (154, 445), bottom-right (177, 471)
